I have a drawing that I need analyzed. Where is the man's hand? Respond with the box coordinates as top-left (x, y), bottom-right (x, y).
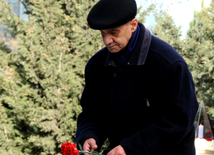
top-left (107, 145), bottom-right (126, 155)
top-left (83, 138), bottom-right (98, 155)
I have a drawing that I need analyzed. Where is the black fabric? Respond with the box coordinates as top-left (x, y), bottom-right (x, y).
top-left (76, 23), bottom-right (199, 155)
top-left (87, 0), bottom-right (137, 30)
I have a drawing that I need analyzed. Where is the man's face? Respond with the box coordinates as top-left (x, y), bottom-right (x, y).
top-left (100, 19), bottom-right (138, 53)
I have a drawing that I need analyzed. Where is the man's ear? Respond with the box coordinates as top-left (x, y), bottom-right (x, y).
top-left (130, 18), bottom-right (138, 32)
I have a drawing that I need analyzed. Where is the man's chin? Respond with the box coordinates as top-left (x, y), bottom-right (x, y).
top-left (108, 48), bottom-right (120, 53)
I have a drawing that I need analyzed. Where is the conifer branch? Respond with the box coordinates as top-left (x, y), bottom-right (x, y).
top-left (31, 39), bottom-right (34, 60)
top-left (59, 52), bottom-right (62, 71)
top-left (4, 123), bottom-right (12, 154)
top-left (41, 53), bottom-right (55, 69)
top-left (4, 123), bottom-right (8, 141)
top-left (11, 84), bottom-right (17, 101)
top-left (58, 52), bottom-right (63, 97)
top-left (8, 72), bottom-right (17, 100)
top-left (58, 87), bottom-right (60, 98)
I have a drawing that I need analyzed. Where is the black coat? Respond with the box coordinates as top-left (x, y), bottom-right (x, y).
top-left (76, 23), bottom-right (198, 155)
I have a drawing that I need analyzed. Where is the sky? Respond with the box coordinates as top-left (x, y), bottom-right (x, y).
top-left (136, 0), bottom-right (211, 37)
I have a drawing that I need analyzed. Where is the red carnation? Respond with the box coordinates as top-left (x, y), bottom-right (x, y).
top-left (61, 142), bottom-right (79, 155)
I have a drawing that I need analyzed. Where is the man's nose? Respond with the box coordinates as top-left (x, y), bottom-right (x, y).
top-left (103, 35), bottom-right (113, 45)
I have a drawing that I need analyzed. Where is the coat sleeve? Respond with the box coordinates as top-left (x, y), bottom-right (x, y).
top-left (76, 62), bottom-right (108, 150)
top-left (120, 61), bottom-right (198, 154)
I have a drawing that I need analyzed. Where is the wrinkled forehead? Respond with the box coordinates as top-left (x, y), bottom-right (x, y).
top-left (100, 23), bottom-right (129, 33)
top-left (100, 28), bottom-right (120, 33)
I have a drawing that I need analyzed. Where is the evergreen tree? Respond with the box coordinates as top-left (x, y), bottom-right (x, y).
top-left (151, 10), bottom-right (184, 55)
top-left (185, 0), bottom-right (214, 129)
top-left (0, 0), bottom-right (100, 154)
top-left (137, 2), bottom-right (155, 25)
top-left (0, 42), bottom-right (14, 155)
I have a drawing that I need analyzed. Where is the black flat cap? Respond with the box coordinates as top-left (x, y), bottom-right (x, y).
top-left (87, 0), bottom-right (137, 30)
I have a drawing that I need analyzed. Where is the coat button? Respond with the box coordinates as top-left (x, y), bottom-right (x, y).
top-left (113, 73), bottom-right (117, 77)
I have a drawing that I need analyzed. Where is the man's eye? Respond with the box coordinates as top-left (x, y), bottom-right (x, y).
top-left (111, 32), bottom-right (118, 36)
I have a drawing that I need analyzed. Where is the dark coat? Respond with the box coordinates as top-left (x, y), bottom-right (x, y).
top-left (76, 23), bottom-right (198, 155)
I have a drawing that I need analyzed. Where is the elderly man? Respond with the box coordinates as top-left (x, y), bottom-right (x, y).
top-left (76, 0), bottom-right (198, 155)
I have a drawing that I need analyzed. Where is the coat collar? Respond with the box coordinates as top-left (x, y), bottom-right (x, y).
top-left (104, 23), bottom-right (152, 67)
